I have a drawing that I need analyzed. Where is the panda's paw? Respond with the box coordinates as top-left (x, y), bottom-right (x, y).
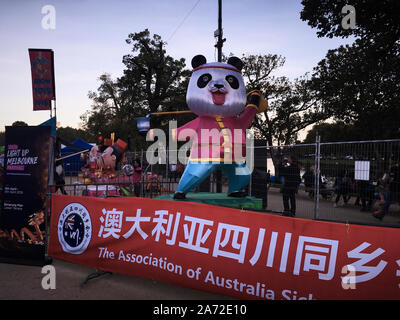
top-left (247, 91), bottom-right (268, 114)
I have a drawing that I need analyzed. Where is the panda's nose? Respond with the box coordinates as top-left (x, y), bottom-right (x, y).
top-left (214, 83), bottom-right (224, 89)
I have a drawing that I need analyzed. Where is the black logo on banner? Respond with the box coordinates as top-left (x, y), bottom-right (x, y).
top-left (58, 203), bottom-right (92, 254)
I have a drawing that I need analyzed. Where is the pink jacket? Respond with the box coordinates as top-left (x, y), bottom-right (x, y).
top-left (132, 167), bottom-right (142, 183)
top-left (176, 105), bottom-right (257, 162)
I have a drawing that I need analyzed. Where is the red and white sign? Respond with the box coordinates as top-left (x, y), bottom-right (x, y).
top-left (28, 49), bottom-right (55, 111)
top-left (48, 194), bottom-right (400, 300)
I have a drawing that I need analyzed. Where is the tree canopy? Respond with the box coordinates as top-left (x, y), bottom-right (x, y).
top-left (303, 121), bottom-right (364, 143)
top-left (300, 0), bottom-right (400, 41)
top-left (82, 31), bottom-right (323, 150)
top-left (301, 0), bottom-right (400, 140)
top-left (80, 29), bottom-right (192, 150)
top-left (56, 126), bottom-right (94, 144)
top-left (237, 54), bottom-right (326, 146)
top-left (82, 10), bottom-right (400, 151)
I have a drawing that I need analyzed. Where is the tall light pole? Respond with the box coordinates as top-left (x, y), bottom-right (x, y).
top-left (214, 0), bottom-right (226, 62)
top-left (215, 0), bottom-right (225, 193)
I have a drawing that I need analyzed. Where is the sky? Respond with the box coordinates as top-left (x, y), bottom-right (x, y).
top-left (0, 0), bottom-right (354, 133)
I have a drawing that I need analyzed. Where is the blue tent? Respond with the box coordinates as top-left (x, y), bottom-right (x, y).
top-left (60, 138), bottom-right (93, 174)
top-left (39, 116), bottom-right (57, 137)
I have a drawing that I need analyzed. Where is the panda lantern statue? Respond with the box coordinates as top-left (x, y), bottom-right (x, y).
top-left (171, 55), bottom-right (268, 200)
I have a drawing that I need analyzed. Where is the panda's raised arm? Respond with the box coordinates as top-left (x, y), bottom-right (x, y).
top-left (238, 104), bottom-right (258, 129)
top-left (238, 90), bottom-right (268, 127)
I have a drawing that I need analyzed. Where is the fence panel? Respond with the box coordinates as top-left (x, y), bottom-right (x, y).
top-left (54, 140), bottom-right (400, 228)
top-left (315, 139), bottom-right (400, 227)
top-left (262, 143), bottom-right (318, 220)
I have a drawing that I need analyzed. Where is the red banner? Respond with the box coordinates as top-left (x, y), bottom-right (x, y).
top-left (48, 194), bottom-right (400, 300)
top-left (28, 49), bottom-right (55, 111)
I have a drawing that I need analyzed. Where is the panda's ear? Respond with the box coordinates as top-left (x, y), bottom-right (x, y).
top-left (227, 56), bottom-right (243, 71)
top-left (191, 55), bottom-right (207, 69)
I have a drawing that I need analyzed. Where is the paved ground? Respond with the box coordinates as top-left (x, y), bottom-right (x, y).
top-left (0, 258), bottom-right (231, 300)
top-left (0, 188), bottom-right (398, 300)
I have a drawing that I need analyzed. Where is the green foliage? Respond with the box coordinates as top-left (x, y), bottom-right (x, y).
top-left (309, 41), bottom-right (400, 139)
top-left (301, 0), bottom-right (400, 139)
top-left (80, 29), bottom-right (191, 150)
top-left (300, 0), bottom-right (400, 41)
top-left (11, 121), bottom-right (28, 126)
top-left (303, 121), bottom-right (363, 143)
top-left (57, 126), bottom-right (95, 143)
top-left (237, 54), bottom-right (327, 145)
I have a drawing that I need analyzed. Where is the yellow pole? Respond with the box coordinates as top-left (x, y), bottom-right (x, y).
top-left (150, 110), bottom-right (193, 116)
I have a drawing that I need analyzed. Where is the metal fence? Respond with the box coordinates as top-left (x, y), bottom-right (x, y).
top-left (58, 138), bottom-right (400, 228)
top-left (262, 138), bottom-right (400, 228)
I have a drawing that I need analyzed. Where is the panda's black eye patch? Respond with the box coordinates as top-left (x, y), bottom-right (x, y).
top-left (197, 73), bottom-right (212, 88)
top-left (225, 75), bottom-right (239, 89)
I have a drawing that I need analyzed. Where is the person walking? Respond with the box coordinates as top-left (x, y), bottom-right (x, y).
top-left (279, 155), bottom-right (301, 217)
top-left (302, 166), bottom-right (314, 198)
top-left (54, 139), bottom-right (67, 195)
top-left (54, 158), bottom-right (67, 195)
top-left (373, 162), bottom-right (400, 220)
top-left (266, 169), bottom-right (271, 190)
top-left (333, 169), bottom-right (350, 207)
top-left (132, 159), bottom-right (142, 197)
top-left (359, 173), bottom-right (377, 212)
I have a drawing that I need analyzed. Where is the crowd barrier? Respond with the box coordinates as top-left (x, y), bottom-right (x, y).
top-left (59, 138), bottom-right (400, 228)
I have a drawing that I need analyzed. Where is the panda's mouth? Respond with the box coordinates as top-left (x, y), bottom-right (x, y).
top-left (211, 91), bottom-right (226, 105)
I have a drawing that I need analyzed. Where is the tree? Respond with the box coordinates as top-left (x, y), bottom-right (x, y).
top-left (12, 121), bottom-right (28, 126)
top-left (300, 0), bottom-right (400, 41)
top-left (226, 53), bottom-right (328, 178)
top-left (56, 126), bottom-right (94, 143)
top-left (303, 121), bottom-right (363, 143)
top-left (81, 29), bottom-right (191, 150)
top-left (309, 43), bottom-right (400, 139)
top-left (236, 54), bottom-right (326, 146)
top-left (80, 73), bottom-right (124, 141)
top-left (301, 0), bottom-right (400, 139)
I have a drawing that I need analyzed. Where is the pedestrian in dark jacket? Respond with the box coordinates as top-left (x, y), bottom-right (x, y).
top-left (359, 174), bottom-right (377, 212)
top-left (373, 162), bottom-right (400, 220)
top-left (334, 169), bottom-right (350, 207)
top-left (302, 166), bottom-right (314, 198)
top-left (279, 155), bottom-right (301, 217)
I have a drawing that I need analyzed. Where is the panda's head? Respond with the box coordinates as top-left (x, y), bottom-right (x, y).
top-left (186, 55), bottom-right (246, 118)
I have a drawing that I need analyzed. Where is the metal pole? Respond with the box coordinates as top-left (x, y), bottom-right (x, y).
top-left (215, 0), bottom-right (226, 62)
top-left (166, 150), bottom-right (169, 180)
top-left (217, 0), bottom-right (222, 62)
top-left (314, 135), bottom-right (321, 220)
top-left (141, 149), bottom-right (144, 197)
top-left (249, 173), bottom-right (252, 196)
top-left (54, 98), bottom-right (57, 120)
top-left (45, 135), bottom-right (55, 263)
top-left (214, 0), bottom-right (224, 192)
